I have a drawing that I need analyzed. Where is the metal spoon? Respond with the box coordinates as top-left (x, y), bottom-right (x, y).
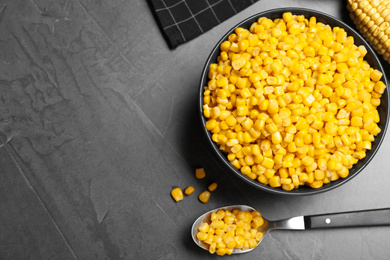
top-left (191, 205), bottom-right (390, 254)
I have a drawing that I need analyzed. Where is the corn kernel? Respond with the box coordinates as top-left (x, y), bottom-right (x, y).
top-left (196, 168), bottom-right (206, 179)
top-left (171, 187), bottom-right (183, 202)
top-left (185, 186), bottom-right (195, 195)
top-left (336, 63), bottom-right (349, 74)
top-left (374, 81), bottom-right (386, 94)
top-left (198, 190), bottom-right (211, 203)
top-left (351, 117), bottom-right (363, 127)
top-left (236, 106), bottom-right (249, 116)
top-left (208, 182), bottom-right (218, 192)
top-left (261, 157), bottom-right (275, 169)
top-left (370, 69), bottom-right (382, 82)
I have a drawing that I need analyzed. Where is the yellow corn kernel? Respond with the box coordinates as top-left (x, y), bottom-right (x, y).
top-left (198, 223), bottom-right (210, 233)
top-left (221, 41), bottom-right (231, 52)
top-left (269, 176), bottom-right (281, 187)
top-left (209, 242), bottom-right (216, 254)
top-left (261, 157), bottom-right (275, 169)
top-left (283, 12), bottom-right (293, 22)
top-left (314, 170), bottom-right (325, 181)
top-left (242, 146), bottom-right (253, 156)
top-left (214, 210), bottom-right (225, 221)
top-left (338, 166), bottom-right (349, 178)
top-left (266, 76), bottom-right (278, 85)
top-left (302, 156), bottom-right (315, 166)
top-left (271, 131), bottom-right (283, 144)
top-left (243, 132), bottom-right (252, 143)
top-left (216, 77), bottom-right (229, 87)
top-left (197, 231), bottom-right (209, 241)
top-left (205, 119), bottom-right (217, 130)
top-left (239, 39), bottom-right (249, 52)
top-left (265, 122), bottom-right (278, 133)
top-left (336, 63), bottom-right (349, 74)
top-left (303, 46), bottom-right (316, 57)
top-left (292, 174), bottom-right (300, 187)
top-left (236, 106), bottom-right (249, 116)
top-left (289, 23), bottom-right (301, 35)
top-left (240, 88), bottom-right (252, 99)
top-left (282, 183), bottom-right (295, 191)
top-left (241, 165), bottom-right (251, 175)
top-left (351, 117), bottom-right (363, 127)
top-left (310, 180), bottom-right (323, 189)
top-left (198, 190), bottom-right (211, 203)
top-left (268, 99), bottom-right (279, 114)
top-left (341, 134), bottom-right (351, 146)
top-left (241, 118), bottom-right (254, 131)
top-left (225, 115), bottom-right (237, 127)
top-left (297, 87), bottom-right (311, 98)
top-left (216, 248), bottom-right (227, 256)
top-left (229, 41), bottom-right (240, 52)
top-left (370, 69), bottom-right (382, 82)
top-left (250, 216), bottom-right (264, 231)
top-left (287, 142), bottom-right (297, 153)
top-left (249, 73), bottom-right (261, 84)
top-left (236, 77), bottom-right (248, 89)
top-left (281, 177), bottom-right (292, 185)
top-left (311, 120), bottom-right (324, 130)
top-left (374, 81), bottom-right (386, 94)
top-left (271, 60), bottom-right (283, 74)
top-left (210, 107), bottom-right (221, 119)
top-left (185, 186), bottom-right (195, 195)
top-left (321, 85), bottom-right (333, 97)
top-left (171, 187), bottom-right (183, 202)
top-left (274, 154), bottom-right (283, 165)
top-left (305, 162), bottom-right (318, 172)
top-left (327, 160), bottom-right (338, 171)
top-left (248, 238), bottom-right (257, 249)
top-left (371, 98), bottom-right (381, 107)
top-left (290, 157), bottom-right (300, 169)
top-left (295, 117), bottom-right (309, 130)
top-left (325, 122), bottom-right (338, 135)
top-left (196, 168), bottom-right (206, 179)
top-left (208, 183), bottom-right (218, 192)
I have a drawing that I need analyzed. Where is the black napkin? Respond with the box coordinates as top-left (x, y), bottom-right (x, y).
top-left (149, 0), bottom-right (259, 49)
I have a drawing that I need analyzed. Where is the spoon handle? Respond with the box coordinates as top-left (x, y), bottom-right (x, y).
top-left (305, 208), bottom-right (390, 229)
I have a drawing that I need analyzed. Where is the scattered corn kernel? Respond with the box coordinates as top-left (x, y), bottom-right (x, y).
top-left (185, 186), bottom-right (195, 195)
top-left (171, 187), bottom-right (183, 202)
top-left (208, 182), bottom-right (218, 192)
top-left (196, 168), bottom-right (206, 179)
top-left (198, 190), bottom-right (211, 204)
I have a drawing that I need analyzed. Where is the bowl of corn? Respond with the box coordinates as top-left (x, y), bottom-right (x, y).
top-left (199, 8), bottom-right (389, 195)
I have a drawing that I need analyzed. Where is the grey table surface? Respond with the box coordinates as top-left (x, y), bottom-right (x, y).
top-left (1, 0), bottom-right (390, 259)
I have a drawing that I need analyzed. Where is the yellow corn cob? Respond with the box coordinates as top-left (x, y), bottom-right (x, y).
top-left (347, 0), bottom-right (390, 63)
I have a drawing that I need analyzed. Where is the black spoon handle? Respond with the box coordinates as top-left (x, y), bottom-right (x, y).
top-left (304, 208), bottom-right (390, 229)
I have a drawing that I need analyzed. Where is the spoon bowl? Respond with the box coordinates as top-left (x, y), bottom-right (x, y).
top-left (191, 205), bottom-right (259, 254)
top-left (192, 205), bottom-right (390, 255)
top-left (191, 205), bottom-right (304, 254)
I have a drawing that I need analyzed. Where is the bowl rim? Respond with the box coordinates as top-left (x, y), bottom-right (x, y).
top-left (199, 7), bottom-right (390, 195)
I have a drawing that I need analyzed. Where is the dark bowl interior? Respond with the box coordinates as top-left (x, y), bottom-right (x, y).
top-left (199, 8), bottom-right (390, 195)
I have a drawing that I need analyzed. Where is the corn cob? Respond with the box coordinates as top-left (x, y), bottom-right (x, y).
top-left (347, 0), bottom-right (390, 63)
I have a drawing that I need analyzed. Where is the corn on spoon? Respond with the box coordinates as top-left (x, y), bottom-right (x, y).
top-left (191, 205), bottom-right (390, 254)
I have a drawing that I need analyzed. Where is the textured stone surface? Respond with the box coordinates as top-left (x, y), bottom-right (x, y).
top-left (0, 0), bottom-right (390, 259)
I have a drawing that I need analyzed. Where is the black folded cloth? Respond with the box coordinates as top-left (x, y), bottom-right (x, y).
top-left (149, 0), bottom-right (259, 49)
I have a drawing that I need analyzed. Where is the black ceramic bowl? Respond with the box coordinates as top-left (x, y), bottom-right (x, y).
top-left (199, 8), bottom-right (390, 195)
